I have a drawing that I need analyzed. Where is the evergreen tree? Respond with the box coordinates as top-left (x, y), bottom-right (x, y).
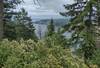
top-left (23, 17), bottom-right (38, 41)
top-left (6, 8), bottom-right (38, 41)
top-left (46, 19), bottom-right (55, 37)
top-left (60, 0), bottom-right (99, 62)
top-left (45, 32), bottom-right (69, 48)
top-left (3, 0), bottom-right (22, 39)
top-left (45, 19), bottom-right (69, 48)
top-left (2, 0), bottom-right (37, 41)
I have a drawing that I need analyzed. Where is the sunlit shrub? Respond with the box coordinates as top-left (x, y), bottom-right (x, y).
top-left (0, 39), bottom-right (89, 68)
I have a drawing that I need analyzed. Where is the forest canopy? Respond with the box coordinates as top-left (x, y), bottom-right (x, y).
top-left (0, 0), bottom-right (100, 68)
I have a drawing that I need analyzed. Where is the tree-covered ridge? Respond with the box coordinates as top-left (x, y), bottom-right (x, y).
top-left (0, 39), bottom-right (90, 68)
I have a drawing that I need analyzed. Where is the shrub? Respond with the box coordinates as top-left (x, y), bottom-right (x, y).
top-left (0, 39), bottom-right (89, 68)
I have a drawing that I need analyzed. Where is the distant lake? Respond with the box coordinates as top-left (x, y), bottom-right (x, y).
top-left (34, 24), bottom-right (47, 38)
top-left (33, 18), bottom-right (71, 38)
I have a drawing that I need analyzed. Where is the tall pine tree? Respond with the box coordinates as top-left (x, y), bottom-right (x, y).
top-left (60, 0), bottom-right (99, 63)
top-left (5, 8), bottom-right (38, 41)
top-left (46, 19), bottom-right (55, 37)
top-left (16, 8), bottom-right (37, 41)
top-left (0, 0), bottom-right (22, 39)
top-left (2, 0), bottom-right (38, 41)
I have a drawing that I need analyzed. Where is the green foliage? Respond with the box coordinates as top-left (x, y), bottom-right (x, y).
top-left (90, 49), bottom-right (100, 67)
top-left (44, 33), bottom-right (69, 48)
top-left (4, 0), bottom-right (22, 23)
top-left (0, 39), bottom-right (89, 68)
top-left (4, 8), bottom-right (38, 41)
top-left (3, 0), bottom-right (38, 41)
top-left (4, 0), bottom-right (21, 39)
top-left (46, 19), bottom-right (55, 37)
top-left (61, 0), bottom-right (98, 61)
top-left (14, 8), bottom-right (37, 41)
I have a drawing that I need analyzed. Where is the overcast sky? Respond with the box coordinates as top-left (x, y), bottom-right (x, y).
top-left (17, 0), bottom-right (74, 20)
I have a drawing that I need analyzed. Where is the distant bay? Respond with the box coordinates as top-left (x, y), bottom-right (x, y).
top-left (33, 17), bottom-right (70, 38)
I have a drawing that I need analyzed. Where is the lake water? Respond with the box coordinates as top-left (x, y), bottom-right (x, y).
top-left (34, 23), bottom-right (71, 39)
top-left (33, 17), bottom-right (71, 38)
top-left (34, 24), bottom-right (47, 39)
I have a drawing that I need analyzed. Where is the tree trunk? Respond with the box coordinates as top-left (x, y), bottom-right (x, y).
top-left (0, 0), bottom-right (4, 39)
top-left (96, 0), bottom-right (100, 48)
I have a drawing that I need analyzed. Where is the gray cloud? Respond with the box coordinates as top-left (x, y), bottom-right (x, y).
top-left (18, 0), bottom-right (74, 19)
top-left (37, 0), bottom-right (73, 12)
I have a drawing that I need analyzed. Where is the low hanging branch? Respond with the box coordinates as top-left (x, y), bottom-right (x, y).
top-left (33, 0), bottom-right (41, 7)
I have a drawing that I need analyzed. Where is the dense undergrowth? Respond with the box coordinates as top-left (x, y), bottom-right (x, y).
top-left (0, 39), bottom-right (90, 68)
